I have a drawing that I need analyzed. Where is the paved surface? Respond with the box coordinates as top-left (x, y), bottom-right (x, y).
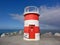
top-left (0, 35), bottom-right (60, 45)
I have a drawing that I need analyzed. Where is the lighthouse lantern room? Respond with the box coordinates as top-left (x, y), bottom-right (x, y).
top-left (24, 6), bottom-right (40, 41)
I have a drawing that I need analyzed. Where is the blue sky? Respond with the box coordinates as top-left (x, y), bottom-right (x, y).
top-left (0, 0), bottom-right (60, 29)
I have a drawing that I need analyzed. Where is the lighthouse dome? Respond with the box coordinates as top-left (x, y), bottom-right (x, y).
top-left (24, 6), bottom-right (39, 14)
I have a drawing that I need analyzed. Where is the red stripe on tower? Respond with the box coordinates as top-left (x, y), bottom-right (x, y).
top-left (24, 13), bottom-right (39, 20)
top-left (23, 6), bottom-right (40, 41)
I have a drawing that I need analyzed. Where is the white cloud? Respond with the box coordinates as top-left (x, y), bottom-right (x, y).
top-left (10, 14), bottom-right (24, 25)
top-left (10, 14), bottom-right (24, 21)
top-left (40, 5), bottom-right (60, 27)
top-left (40, 24), bottom-right (59, 29)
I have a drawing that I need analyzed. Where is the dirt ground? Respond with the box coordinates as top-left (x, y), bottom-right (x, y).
top-left (0, 35), bottom-right (60, 45)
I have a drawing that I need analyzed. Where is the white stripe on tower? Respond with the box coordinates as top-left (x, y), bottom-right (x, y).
top-left (24, 20), bottom-right (39, 26)
top-left (35, 33), bottom-right (40, 40)
top-left (24, 33), bottom-right (29, 40)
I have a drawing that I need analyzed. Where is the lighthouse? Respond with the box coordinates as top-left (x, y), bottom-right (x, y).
top-left (23, 6), bottom-right (40, 41)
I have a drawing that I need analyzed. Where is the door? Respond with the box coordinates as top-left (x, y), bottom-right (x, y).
top-left (29, 25), bottom-right (35, 39)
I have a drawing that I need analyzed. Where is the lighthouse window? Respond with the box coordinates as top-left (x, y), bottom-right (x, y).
top-left (29, 25), bottom-right (35, 29)
top-left (29, 7), bottom-right (35, 12)
top-left (26, 6), bottom-right (37, 12)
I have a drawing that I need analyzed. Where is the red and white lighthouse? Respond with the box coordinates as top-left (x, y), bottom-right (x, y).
top-left (23, 6), bottom-right (40, 41)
